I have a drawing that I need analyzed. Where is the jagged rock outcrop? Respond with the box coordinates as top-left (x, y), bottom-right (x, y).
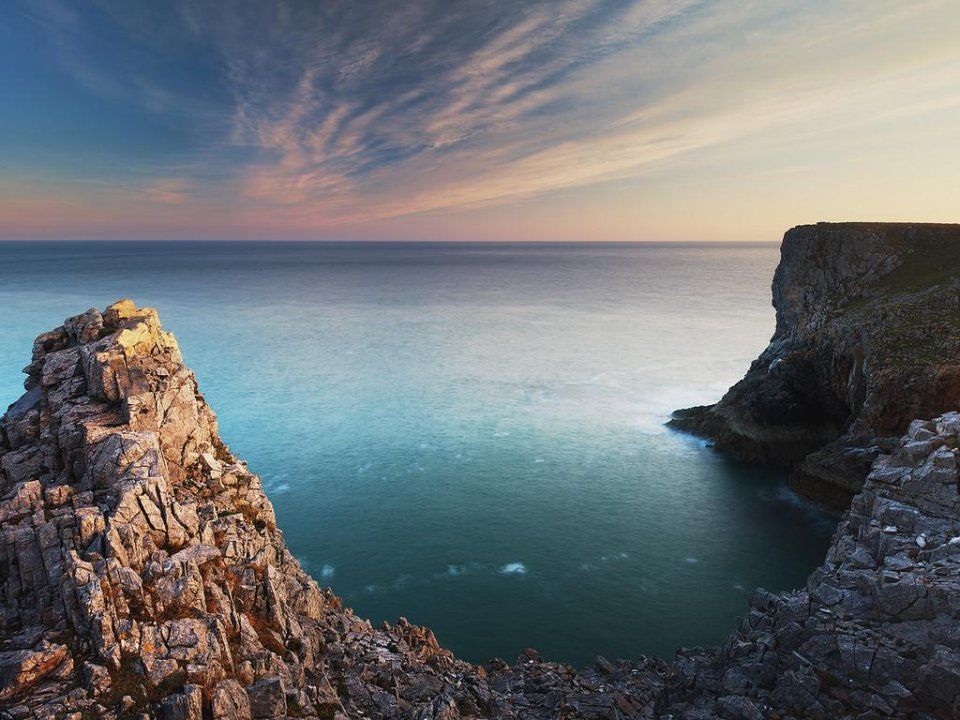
top-left (3, 299), bottom-right (959, 719)
top-left (659, 412), bottom-right (960, 720)
top-left (0, 301), bottom-right (667, 719)
top-left (670, 222), bottom-right (960, 507)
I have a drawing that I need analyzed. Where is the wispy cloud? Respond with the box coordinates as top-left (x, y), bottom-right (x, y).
top-left (142, 178), bottom-right (195, 205)
top-left (2, 0), bottom-right (959, 240)
top-left (208, 0), bottom-right (708, 217)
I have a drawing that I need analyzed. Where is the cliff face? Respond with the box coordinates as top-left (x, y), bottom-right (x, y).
top-left (0, 301), bottom-right (666, 719)
top-left (671, 222), bottom-right (960, 507)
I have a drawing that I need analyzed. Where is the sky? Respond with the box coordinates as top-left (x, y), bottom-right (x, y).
top-left (2, 0), bottom-right (959, 242)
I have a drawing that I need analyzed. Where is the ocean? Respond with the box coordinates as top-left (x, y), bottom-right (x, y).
top-left (0, 241), bottom-right (834, 666)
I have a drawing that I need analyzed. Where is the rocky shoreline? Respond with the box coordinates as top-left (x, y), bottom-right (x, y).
top-left (669, 222), bottom-right (960, 509)
top-left (657, 413), bottom-right (960, 719)
top-left (2, 288), bottom-right (959, 717)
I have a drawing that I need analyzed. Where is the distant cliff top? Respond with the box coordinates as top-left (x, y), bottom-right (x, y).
top-left (672, 221), bottom-right (960, 506)
top-left (775, 222), bottom-right (960, 334)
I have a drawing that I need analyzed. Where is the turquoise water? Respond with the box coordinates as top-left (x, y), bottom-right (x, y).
top-left (0, 241), bottom-right (834, 666)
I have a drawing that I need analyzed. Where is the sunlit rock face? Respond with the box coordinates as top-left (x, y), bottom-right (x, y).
top-left (671, 222), bottom-right (960, 508)
top-left (0, 300), bottom-right (666, 719)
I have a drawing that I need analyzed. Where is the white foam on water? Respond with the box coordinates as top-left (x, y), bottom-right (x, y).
top-left (364, 574), bottom-right (413, 594)
top-left (631, 381), bottom-right (734, 436)
top-left (264, 472), bottom-right (291, 493)
top-left (438, 562), bottom-right (483, 577)
top-left (499, 562), bottom-right (527, 575)
top-left (320, 564), bottom-right (335, 579)
top-left (764, 486), bottom-right (839, 530)
top-left (684, 556), bottom-right (699, 564)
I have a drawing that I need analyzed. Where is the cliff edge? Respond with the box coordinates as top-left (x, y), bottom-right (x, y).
top-left (670, 222), bottom-right (960, 507)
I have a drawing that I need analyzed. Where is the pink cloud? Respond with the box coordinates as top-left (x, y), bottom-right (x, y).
top-left (142, 178), bottom-right (195, 205)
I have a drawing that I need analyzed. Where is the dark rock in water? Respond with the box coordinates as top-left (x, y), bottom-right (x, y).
top-left (1, 298), bottom-right (958, 718)
top-left (670, 222), bottom-right (960, 507)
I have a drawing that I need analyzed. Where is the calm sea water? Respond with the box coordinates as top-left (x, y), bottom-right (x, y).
top-left (0, 241), bottom-right (834, 666)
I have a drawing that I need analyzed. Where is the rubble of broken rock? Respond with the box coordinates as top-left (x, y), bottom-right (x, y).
top-left (0, 300), bottom-right (958, 719)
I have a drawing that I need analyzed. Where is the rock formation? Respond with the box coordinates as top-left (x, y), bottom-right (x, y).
top-left (2, 297), bottom-right (959, 719)
top-left (0, 301), bottom-right (666, 719)
top-left (659, 412), bottom-right (960, 719)
top-left (670, 222), bottom-right (960, 508)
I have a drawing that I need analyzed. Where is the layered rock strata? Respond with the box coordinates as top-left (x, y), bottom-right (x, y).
top-left (0, 301), bottom-right (666, 719)
top-left (670, 222), bottom-right (960, 507)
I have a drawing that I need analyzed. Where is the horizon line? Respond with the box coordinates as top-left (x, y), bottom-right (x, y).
top-left (0, 238), bottom-right (783, 246)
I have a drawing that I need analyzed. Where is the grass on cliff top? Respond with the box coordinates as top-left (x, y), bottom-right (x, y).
top-left (875, 238), bottom-right (960, 296)
top-left (841, 237), bottom-right (960, 368)
top-left (881, 307), bottom-right (960, 362)
top-left (854, 294), bottom-right (960, 369)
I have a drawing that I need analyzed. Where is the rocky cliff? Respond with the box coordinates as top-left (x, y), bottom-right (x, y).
top-left (2, 299), bottom-right (959, 720)
top-left (670, 222), bottom-right (960, 507)
top-left (659, 413), bottom-right (960, 720)
top-left (0, 301), bottom-right (666, 719)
